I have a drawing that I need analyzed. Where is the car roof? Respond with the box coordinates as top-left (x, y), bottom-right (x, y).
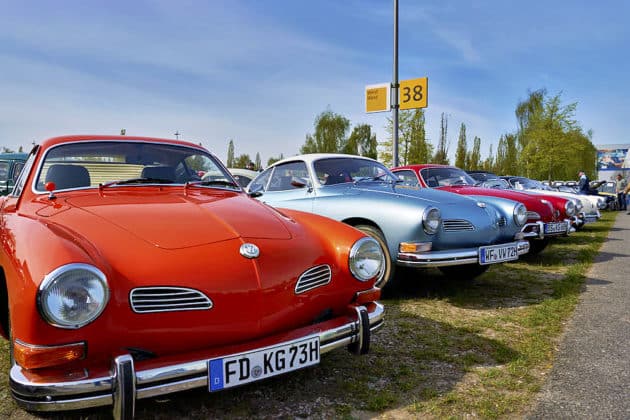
top-left (0, 153), bottom-right (28, 160)
top-left (271, 153), bottom-right (378, 167)
top-left (38, 134), bottom-right (207, 152)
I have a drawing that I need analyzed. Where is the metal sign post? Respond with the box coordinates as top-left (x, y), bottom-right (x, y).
top-left (393, 0), bottom-right (399, 167)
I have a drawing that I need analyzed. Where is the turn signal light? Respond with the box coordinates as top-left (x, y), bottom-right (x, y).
top-left (399, 242), bottom-right (432, 253)
top-left (354, 287), bottom-right (381, 304)
top-left (13, 339), bottom-right (86, 370)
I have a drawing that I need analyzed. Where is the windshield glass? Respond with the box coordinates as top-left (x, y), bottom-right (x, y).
top-left (420, 167), bottom-right (476, 187)
top-left (34, 141), bottom-right (236, 192)
top-left (313, 157), bottom-right (396, 185)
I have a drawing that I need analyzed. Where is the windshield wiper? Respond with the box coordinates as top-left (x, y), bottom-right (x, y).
top-left (185, 179), bottom-right (240, 189)
top-left (99, 178), bottom-right (175, 189)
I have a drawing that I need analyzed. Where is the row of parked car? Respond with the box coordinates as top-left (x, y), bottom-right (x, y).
top-left (0, 135), bottom-right (603, 419)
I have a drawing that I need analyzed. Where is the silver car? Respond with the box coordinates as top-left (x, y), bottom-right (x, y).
top-left (248, 154), bottom-right (530, 289)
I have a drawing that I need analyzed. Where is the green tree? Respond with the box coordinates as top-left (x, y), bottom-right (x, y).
top-left (234, 154), bottom-right (252, 169)
top-left (300, 109), bottom-right (350, 154)
top-left (226, 140), bottom-right (235, 168)
top-left (255, 152), bottom-right (262, 170)
top-left (454, 123), bottom-right (467, 168)
top-left (482, 144), bottom-right (494, 171)
top-left (432, 113), bottom-right (450, 164)
top-left (345, 124), bottom-right (377, 159)
top-left (466, 136), bottom-right (482, 170)
top-left (519, 92), bottom-right (595, 180)
top-left (406, 109), bottom-right (433, 165)
top-left (380, 109), bottom-right (431, 166)
top-left (267, 153), bottom-right (284, 167)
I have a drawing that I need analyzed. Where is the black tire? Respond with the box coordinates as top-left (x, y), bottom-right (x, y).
top-left (354, 225), bottom-right (395, 289)
top-left (527, 238), bottom-right (550, 255)
top-left (439, 264), bottom-right (489, 279)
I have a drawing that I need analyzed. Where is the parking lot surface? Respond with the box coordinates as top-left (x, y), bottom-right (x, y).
top-left (529, 213), bottom-right (630, 419)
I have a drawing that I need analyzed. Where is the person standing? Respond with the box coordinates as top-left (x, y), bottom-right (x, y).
top-left (615, 174), bottom-right (627, 211)
top-left (577, 171), bottom-right (590, 194)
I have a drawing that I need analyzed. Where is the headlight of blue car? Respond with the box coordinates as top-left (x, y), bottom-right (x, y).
top-left (565, 200), bottom-right (576, 217)
top-left (422, 207), bottom-right (441, 234)
top-left (38, 263), bottom-right (110, 329)
top-left (513, 203), bottom-right (527, 226)
top-left (349, 237), bottom-right (385, 281)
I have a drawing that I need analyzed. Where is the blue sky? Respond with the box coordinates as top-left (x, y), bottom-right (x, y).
top-left (1, 0), bottom-right (628, 164)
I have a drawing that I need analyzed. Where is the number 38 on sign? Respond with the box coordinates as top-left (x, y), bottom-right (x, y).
top-left (399, 77), bottom-right (428, 110)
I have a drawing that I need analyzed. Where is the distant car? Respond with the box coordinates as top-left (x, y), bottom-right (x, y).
top-left (0, 153), bottom-right (27, 195)
top-left (228, 168), bottom-right (259, 188)
top-left (1, 135), bottom-right (385, 418)
top-left (501, 176), bottom-right (602, 227)
top-left (392, 164), bottom-right (573, 254)
top-left (466, 170), bottom-right (581, 232)
top-left (248, 153), bottom-right (530, 288)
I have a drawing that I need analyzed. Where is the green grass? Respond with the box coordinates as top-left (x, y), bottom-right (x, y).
top-left (0, 212), bottom-right (617, 419)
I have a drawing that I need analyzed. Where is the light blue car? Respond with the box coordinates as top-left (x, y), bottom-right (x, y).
top-left (248, 154), bottom-right (530, 288)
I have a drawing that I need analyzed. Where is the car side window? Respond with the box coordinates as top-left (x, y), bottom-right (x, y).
top-left (12, 162), bottom-right (25, 182)
top-left (249, 168), bottom-right (272, 192)
top-left (267, 161), bottom-right (309, 191)
top-left (394, 170), bottom-right (419, 187)
top-left (11, 152), bottom-right (36, 198)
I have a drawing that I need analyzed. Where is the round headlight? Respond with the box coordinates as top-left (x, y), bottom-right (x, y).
top-left (513, 202), bottom-right (527, 226)
top-left (422, 207), bottom-right (441, 234)
top-left (564, 200), bottom-right (576, 216)
top-left (38, 264), bottom-right (109, 329)
top-left (574, 199), bottom-right (583, 212)
top-left (349, 237), bottom-right (385, 282)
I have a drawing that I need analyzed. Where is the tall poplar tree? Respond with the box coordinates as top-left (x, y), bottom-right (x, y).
top-left (226, 140), bottom-right (235, 168)
top-left (454, 123), bottom-right (467, 168)
top-left (432, 113), bottom-right (450, 164)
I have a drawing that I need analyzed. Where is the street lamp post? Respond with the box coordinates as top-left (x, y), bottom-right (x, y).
top-left (392, 0), bottom-right (399, 167)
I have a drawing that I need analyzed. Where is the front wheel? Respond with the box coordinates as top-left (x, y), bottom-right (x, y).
top-left (439, 264), bottom-right (489, 279)
top-left (354, 225), bottom-right (395, 289)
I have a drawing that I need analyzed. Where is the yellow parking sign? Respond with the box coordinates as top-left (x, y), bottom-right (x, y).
top-left (365, 83), bottom-right (390, 113)
top-left (399, 77), bottom-right (428, 110)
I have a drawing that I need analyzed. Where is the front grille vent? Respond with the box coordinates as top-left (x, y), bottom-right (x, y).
top-left (497, 216), bottom-right (507, 227)
top-left (442, 219), bottom-right (475, 232)
top-left (295, 265), bottom-right (331, 294)
top-left (130, 287), bottom-right (213, 313)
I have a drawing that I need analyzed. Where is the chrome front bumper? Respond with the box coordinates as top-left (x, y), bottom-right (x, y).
top-left (396, 240), bottom-right (530, 268)
top-left (10, 302), bottom-right (384, 418)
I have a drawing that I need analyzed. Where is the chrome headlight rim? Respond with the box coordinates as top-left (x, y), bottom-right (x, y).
top-left (513, 202), bottom-right (527, 226)
top-left (422, 206), bottom-right (441, 235)
top-left (38, 263), bottom-right (110, 329)
top-left (564, 199), bottom-right (576, 216)
top-left (349, 237), bottom-right (385, 282)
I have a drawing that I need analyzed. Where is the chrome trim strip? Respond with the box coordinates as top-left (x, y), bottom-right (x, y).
top-left (9, 302), bottom-right (384, 414)
top-left (397, 241), bottom-right (530, 268)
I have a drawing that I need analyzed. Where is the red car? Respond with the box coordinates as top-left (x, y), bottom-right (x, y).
top-left (392, 164), bottom-right (575, 254)
top-left (0, 135), bottom-right (385, 418)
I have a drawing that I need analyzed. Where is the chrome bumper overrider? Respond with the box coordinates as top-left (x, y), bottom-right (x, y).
top-left (10, 302), bottom-right (384, 418)
top-left (396, 240), bottom-right (530, 268)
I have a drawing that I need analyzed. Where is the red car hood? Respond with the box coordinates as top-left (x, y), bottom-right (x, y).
top-left (41, 190), bottom-right (292, 249)
top-left (439, 186), bottom-right (551, 216)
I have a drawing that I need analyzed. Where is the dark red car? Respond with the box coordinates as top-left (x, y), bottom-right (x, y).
top-left (392, 164), bottom-right (576, 254)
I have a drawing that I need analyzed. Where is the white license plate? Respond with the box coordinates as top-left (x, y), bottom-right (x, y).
top-left (208, 335), bottom-right (320, 391)
top-left (544, 222), bottom-right (567, 234)
top-left (479, 243), bottom-right (519, 265)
